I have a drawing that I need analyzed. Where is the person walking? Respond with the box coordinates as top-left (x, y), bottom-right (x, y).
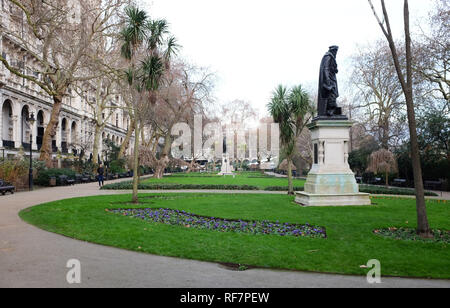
top-left (97, 164), bottom-right (105, 187)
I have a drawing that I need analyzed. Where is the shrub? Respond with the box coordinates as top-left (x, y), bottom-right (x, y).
top-left (0, 159), bottom-right (28, 189)
top-left (35, 168), bottom-right (76, 186)
top-left (359, 185), bottom-right (438, 196)
top-left (109, 159), bottom-right (126, 174)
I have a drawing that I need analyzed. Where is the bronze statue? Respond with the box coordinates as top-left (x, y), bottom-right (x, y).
top-left (318, 45), bottom-right (342, 117)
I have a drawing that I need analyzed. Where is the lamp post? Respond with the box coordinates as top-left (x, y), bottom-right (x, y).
top-left (27, 112), bottom-right (36, 191)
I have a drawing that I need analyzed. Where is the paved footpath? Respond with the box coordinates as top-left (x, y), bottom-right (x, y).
top-left (0, 181), bottom-right (449, 288)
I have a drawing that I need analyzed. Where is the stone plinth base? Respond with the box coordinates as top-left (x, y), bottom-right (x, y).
top-left (304, 173), bottom-right (359, 195)
top-left (218, 154), bottom-right (234, 175)
top-left (294, 119), bottom-right (371, 207)
top-left (295, 192), bottom-right (371, 207)
top-left (218, 172), bottom-right (234, 176)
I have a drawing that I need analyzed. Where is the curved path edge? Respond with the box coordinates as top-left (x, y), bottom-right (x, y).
top-left (1, 180), bottom-right (449, 288)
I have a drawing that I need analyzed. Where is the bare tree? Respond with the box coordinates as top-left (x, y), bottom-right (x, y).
top-left (75, 76), bottom-right (121, 165)
top-left (415, 0), bottom-right (450, 112)
top-left (350, 42), bottom-right (407, 149)
top-left (220, 99), bottom-right (258, 128)
top-left (368, 0), bottom-right (432, 238)
top-left (141, 62), bottom-right (214, 178)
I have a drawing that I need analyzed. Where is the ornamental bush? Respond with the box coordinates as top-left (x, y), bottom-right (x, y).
top-left (0, 158), bottom-right (28, 189)
top-left (35, 168), bottom-right (76, 186)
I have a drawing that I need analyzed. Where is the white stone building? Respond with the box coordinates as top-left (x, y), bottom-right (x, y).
top-left (0, 2), bottom-right (133, 161)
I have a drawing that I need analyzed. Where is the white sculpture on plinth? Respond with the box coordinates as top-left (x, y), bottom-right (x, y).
top-left (218, 136), bottom-right (234, 175)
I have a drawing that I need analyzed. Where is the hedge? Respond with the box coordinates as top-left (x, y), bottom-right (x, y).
top-left (100, 182), bottom-right (439, 196)
top-left (359, 185), bottom-right (438, 197)
top-left (264, 186), bottom-right (304, 191)
top-left (100, 182), bottom-right (260, 191)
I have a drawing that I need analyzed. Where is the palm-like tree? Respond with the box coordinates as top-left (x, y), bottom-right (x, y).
top-left (120, 5), bottom-right (179, 203)
top-left (268, 84), bottom-right (312, 195)
top-left (120, 7), bottom-right (148, 61)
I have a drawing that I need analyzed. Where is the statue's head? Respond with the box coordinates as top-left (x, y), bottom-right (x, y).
top-left (329, 45), bottom-right (339, 57)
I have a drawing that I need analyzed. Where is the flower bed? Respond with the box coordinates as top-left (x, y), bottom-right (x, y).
top-left (107, 208), bottom-right (327, 239)
top-left (374, 227), bottom-right (450, 244)
top-left (101, 182), bottom-right (261, 191)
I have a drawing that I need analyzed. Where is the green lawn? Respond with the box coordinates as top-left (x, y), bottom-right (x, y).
top-left (140, 172), bottom-right (306, 189)
top-left (19, 194), bottom-right (450, 279)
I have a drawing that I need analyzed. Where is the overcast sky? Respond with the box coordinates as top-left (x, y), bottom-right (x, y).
top-left (143, 0), bottom-right (434, 117)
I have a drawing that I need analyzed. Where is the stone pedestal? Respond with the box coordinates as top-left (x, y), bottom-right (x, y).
top-left (218, 154), bottom-right (234, 175)
top-left (295, 120), bottom-right (371, 206)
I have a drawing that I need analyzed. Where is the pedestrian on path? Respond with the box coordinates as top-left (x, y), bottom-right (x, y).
top-left (97, 164), bottom-right (105, 187)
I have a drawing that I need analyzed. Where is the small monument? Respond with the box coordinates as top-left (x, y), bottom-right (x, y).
top-left (295, 46), bottom-right (371, 206)
top-left (218, 136), bottom-right (234, 175)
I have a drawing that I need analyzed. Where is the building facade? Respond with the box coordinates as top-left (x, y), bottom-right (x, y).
top-left (0, 1), bottom-right (133, 161)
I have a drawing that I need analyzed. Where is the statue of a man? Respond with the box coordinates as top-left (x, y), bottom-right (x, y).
top-left (223, 136), bottom-right (227, 154)
top-left (318, 45), bottom-right (341, 117)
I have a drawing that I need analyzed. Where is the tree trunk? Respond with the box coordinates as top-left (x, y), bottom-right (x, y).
top-left (92, 124), bottom-right (103, 165)
top-left (371, 0), bottom-right (432, 238)
top-left (186, 159), bottom-right (196, 173)
top-left (403, 0), bottom-right (432, 238)
top-left (406, 94), bottom-right (431, 237)
top-left (39, 96), bottom-right (63, 166)
top-left (118, 118), bottom-right (135, 159)
top-left (153, 135), bottom-right (171, 178)
top-left (287, 157), bottom-right (294, 195)
top-left (132, 120), bottom-right (140, 203)
top-left (154, 156), bottom-right (169, 179)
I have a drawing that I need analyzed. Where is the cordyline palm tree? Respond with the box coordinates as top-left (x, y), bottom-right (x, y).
top-left (268, 85), bottom-right (312, 195)
top-left (120, 6), bottom-right (179, 203)
top-left (116, 7), bottom-right (147, 160)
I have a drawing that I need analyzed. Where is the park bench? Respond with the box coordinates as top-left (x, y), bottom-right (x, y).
top-left (392, 179), bottom-right (407, 187)
top-left (355, 176), bottom-right (363, 184)
top-left (368, 177), bottom-right (383, 185)
top-left (0, 180), bottom-right (15, 195)
top-left (424, 180), bottom-right (443, 191)
top-left (58, 175), bottom-right (75, 186)
top-left (75, 174), bottom-right (83, 184)
top-left (81, 174), bottom-right (91, 183)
